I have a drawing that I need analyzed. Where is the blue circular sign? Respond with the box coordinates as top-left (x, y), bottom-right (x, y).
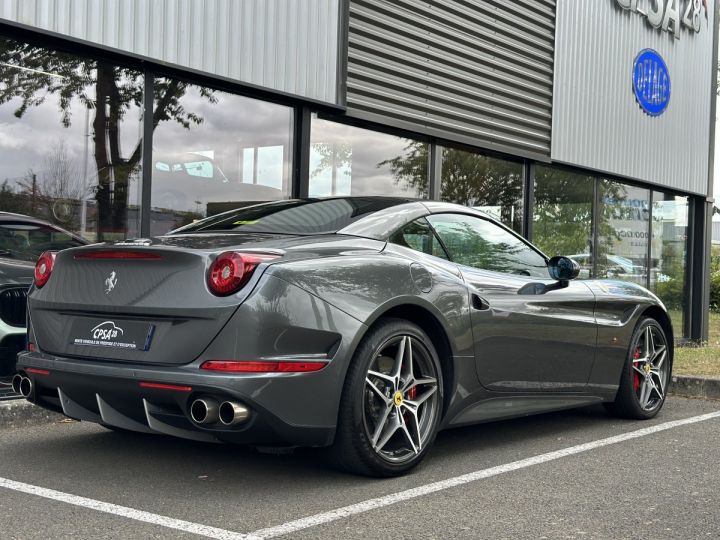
top-left (632, 49), bottom-right (670, 116)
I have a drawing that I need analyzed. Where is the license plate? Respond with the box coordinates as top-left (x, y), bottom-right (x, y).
top-left (71, 318), bottom-right (155, 351)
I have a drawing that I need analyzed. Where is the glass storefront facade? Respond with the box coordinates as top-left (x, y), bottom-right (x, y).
top-left (533, 166), bottom-right (594, 274)
top-left (0, 36), bottom-right (143, 241)
top-left (651, 193), bottom-right (690, 334)
top-left (309, 116), bottom-right (428, 199)
top-left (0, 34), bottom-right (700, 340)
top-left (440, 148), bottom-right (523, 233)
top-left (150, 78), bottom-right (293, 235)
top-left (598, 181), bottom-right (650, 287)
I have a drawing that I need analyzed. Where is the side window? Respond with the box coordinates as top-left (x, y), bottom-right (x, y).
top-left (389, 219), bottom-right (449, 260)
top-left (426, 214), bottom-right (548, 278)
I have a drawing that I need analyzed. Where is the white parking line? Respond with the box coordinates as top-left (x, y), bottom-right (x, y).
top-left (0, 476), bottom-right (256, 540)
top-left (1, 410), bottom-right (720, 540)
top-left (249, 410), bottom-right (720, 538)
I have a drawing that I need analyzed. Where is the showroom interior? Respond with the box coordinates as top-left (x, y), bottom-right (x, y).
top-left (0, 0), bottom-right (716, 342)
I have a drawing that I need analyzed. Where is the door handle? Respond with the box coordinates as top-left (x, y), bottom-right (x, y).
top-left (471, 294), bottom-right (490, 311)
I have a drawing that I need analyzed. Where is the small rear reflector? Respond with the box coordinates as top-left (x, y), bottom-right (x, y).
top-left (200, 360), bottom-right (327, 373)
top-left (75, 251), bottom-right (162, 260)
top-left (139, 382), bottom-right (193, 392)
top-left (26, 368), bottom-right (49, 376)
top-left (27, 343), bottom-right (36, 352)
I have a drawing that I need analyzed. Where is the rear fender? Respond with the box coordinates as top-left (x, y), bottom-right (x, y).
top-left (268, 249), bottom-right (474, 358)
top-left (585, 280), bottom-right (672, 396)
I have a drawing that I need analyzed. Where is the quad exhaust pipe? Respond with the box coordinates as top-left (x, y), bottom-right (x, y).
top-left (12, 374), bottom-right (32, 397)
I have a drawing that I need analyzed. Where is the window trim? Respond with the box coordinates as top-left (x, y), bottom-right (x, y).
top-left (388, 217), bottom-right (451, 261)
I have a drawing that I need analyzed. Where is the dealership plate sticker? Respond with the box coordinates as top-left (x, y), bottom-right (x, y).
top-left (71, 320), bottom-right (155, 351)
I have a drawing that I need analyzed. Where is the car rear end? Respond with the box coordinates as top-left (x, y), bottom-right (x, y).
top-left (16, 240), bottom-right (365, 447)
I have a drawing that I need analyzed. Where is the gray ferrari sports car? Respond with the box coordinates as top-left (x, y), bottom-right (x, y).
top-left (16, 197), bottom-right (672, 476)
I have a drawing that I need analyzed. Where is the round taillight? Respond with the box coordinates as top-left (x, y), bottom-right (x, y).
top-left (207, 251), bottom-right (279, 296)
top-left (34, 251), bottom-right (57, 288)
top-left (208, 252), bottom-right (246, 296)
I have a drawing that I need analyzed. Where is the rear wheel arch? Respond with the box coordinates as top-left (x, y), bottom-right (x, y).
top-left (360, 302), bottom-right (455, 416)
top-left (331, 316), bottom-right (445, 475)
top-left (640, 305), bottom-right (674, 368)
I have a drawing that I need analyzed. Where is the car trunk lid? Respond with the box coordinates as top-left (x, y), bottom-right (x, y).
top-left (28, 239), bottom-right (280, 365)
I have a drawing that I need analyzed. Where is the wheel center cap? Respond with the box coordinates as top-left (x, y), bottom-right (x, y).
top-left (393, 391), bottom-right (404, 406)
top-left (644, 363), bottom-right (652, 374)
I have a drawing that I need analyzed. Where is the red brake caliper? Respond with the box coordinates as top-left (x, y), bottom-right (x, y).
top-left (633, 348), bottom-right (642, 391)
top-left (408, 386), bottom-right (417, 400)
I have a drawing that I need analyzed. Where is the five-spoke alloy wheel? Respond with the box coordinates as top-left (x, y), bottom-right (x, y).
top-left (606, 317), bottom-right (671, 420)
top-left (332, 319), bottom-right (443, 477)
top-left (631, 323), bottom-right (669, 413)
top-left (364, 334), bottom-right (440, 463)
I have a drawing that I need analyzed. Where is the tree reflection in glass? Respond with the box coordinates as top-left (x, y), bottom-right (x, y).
top-left (382, 144), bottom-right (523, 233)
top-left (0, 37), bottom-right (147, 239)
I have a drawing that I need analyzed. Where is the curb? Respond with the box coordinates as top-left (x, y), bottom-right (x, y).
top-left (669, 375), bottom-right (720, 401)
top-left (1, 375), bottom-right (718, 430)
top-left (0, 399), bottom-right (65, 429)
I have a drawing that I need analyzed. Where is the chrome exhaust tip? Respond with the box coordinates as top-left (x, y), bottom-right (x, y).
top-left (19, 376), bottom-right (32, 398)
top-left (11, 374), bottom-right (23, 394)
top-left (190, 398), bottom-right (219, 425)
top-left (218, 401), bottom-right (250, 426)
top-left (11, 374), bottom-right (23, 395)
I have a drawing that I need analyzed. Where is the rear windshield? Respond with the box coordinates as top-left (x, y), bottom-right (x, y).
top-left (171, 198), bottom-right (410, 235)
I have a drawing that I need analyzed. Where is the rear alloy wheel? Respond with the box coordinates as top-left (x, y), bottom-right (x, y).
top-left (606, 317), bottom-right (670, 420)
top-left (332, 319), bottom-right (443, 477)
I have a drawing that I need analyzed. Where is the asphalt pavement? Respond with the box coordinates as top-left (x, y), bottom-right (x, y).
top-left (0, 396), bottom-right (719, 539)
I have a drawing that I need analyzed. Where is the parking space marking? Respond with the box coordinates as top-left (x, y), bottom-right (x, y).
top-left (249, 410), bottom-right (720, 539)
top-left (1, 410), bottom-right (719, 539)
top-left (0, 477), bottom-right (257, 540)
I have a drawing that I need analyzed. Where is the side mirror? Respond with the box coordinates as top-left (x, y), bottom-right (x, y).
top-left (518, 256), bottom-right (580, 296)
top-left (548, 256), bottom-right (580, 283)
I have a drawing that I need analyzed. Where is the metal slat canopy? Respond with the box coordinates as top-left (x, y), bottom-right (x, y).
top-left (346, 0), bottom-right (556, 158)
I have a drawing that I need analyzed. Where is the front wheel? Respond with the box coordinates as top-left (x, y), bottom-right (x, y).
top-left (331, 319), bottom-right (443, 477)
top-left (606, 317), bottom-right (671, 420)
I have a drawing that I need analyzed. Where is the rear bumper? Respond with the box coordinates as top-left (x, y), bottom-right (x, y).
top-left (16, 350), bottom-right (342, 447)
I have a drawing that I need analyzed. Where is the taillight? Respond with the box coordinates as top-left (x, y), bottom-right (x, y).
top-left (34, 251), bottom-right (56, 288)
top-left (200, 360), bottom-right (327, 373)
top-left (207, 252), bottom-right (279, 296)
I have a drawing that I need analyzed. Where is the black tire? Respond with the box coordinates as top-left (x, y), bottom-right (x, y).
top-left (605, 317), bottom-right (671, 420)
top-left (331, 318), bottom-right (444, 477)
